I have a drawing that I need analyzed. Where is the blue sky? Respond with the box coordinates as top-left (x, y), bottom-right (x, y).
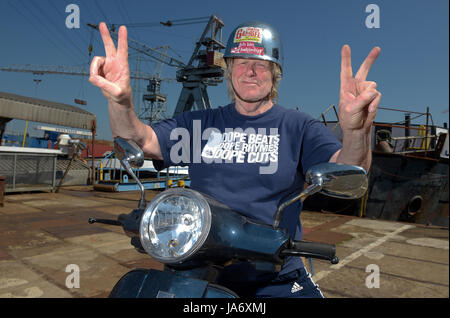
top-left (0, 0), bottom-right (448, 140)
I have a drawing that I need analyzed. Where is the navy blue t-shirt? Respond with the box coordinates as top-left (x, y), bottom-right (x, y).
top-left (151, 103), bottom-right (342, 278)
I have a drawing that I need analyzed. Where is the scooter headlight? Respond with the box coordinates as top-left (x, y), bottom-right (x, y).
top-left (139, 188), bottom-right (211, 264)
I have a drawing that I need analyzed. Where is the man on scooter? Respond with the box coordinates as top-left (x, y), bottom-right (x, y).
top-left (89, 20), bottom-right (381, 297)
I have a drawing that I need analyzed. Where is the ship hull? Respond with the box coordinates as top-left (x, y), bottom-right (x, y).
top-left (303, 152), bottom-right (449, 227)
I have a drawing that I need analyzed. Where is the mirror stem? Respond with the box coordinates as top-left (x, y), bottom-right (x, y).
top-left (273, 178), bottom-right (323, 228)
top-left (121, 159), bottom-right (146, 209)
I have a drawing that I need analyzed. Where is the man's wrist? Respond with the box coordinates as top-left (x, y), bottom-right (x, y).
top-left (338, 129), bottom-right (372, 170)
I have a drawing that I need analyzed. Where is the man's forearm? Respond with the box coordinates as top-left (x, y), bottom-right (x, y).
top-left (108, 97), bottom-right (153, 151)
top-left (330, 130), bottom-right (372, 171)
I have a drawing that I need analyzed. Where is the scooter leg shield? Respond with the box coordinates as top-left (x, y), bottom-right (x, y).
top-left (109, 269), bottom-right (149, 298)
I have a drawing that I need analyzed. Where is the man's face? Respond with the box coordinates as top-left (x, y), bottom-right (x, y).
top-left (231, 58), bottom-right (273, 104)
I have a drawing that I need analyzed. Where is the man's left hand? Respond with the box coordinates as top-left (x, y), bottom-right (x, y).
top-left (339, 45), bottom-right (381, 133)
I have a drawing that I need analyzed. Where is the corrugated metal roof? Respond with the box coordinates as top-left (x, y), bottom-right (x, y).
top-left (0, 91), bottom-right (96, 130)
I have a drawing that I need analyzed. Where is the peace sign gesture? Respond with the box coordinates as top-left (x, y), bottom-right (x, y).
top-left (88, 22), bottom-right (162, 158)
top-left (339, 45), bottom-right (381, 133)
top-left (89, 22), bottom-right (132, 104)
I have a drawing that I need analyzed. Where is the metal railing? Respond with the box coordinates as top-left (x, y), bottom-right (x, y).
top-left (319, 104), bottom-right (446, 157)
top-left (0, 152), bottom-right (58, 192)
top-left (390, 134), bottom-right (437, 154)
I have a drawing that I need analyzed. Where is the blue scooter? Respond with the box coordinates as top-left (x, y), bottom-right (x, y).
top-left (89, 137), bottom-right (368, 298)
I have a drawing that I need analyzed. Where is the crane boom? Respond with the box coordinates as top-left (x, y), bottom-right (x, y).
top-left (87, 23), bottom-right (186, 69)
top-left (109, 16), bottom-right (211, 30)
top-left (0, 64), bottom-right (175, 82)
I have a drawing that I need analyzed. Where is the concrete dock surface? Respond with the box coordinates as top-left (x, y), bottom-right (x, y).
top-left (0, 186), bottom-right (448, 298)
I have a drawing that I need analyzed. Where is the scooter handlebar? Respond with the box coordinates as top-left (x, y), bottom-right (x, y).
top-left (280, 240), bottom-right (339, 264)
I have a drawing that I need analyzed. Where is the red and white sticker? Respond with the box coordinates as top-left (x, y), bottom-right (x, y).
top-left (234, 27), bottom-right (263, 43)
top-left (230, 41), bottom-right (264, 56)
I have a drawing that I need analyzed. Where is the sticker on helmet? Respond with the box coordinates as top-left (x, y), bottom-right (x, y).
top-left (234, 27), bottom-right (263, 43)
top-left (231, 41), bottom-right (264, 56)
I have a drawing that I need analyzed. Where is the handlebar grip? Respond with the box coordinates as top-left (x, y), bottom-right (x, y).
top-left (281, 240), bottom-right (339, 264)
top-left (291, 241), bottom-right (336, 258)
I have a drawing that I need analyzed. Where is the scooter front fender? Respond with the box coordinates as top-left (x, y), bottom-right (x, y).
top-left (109, 269), bottom-right (237, 298)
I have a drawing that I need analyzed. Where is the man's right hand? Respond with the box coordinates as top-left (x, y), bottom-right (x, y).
top-left (88, 22), bottom-right (163, 160)
top-left (89, 22), bottom-right (131, 105)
